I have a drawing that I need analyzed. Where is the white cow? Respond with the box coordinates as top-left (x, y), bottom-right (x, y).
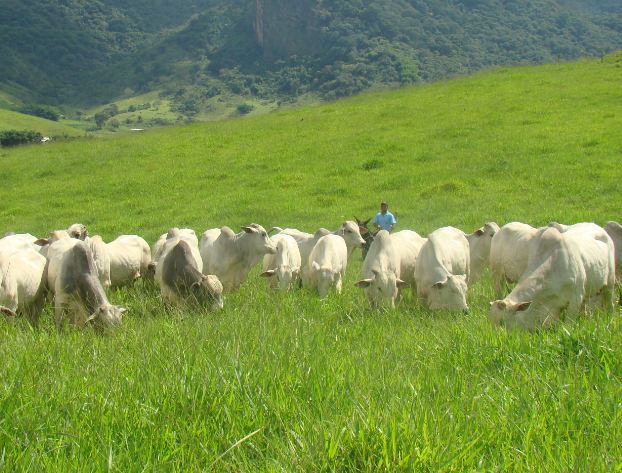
top-left (107, 235), bottom-right (152, 287)
top-left (390, 230), bottom-right (427, 296)
top-left (155, 228), bottom-right (203, 287)
top-left (0, 233), bottom-right (39, 253)
top-left (53, 241), bottom-right (125, 332)
top-left (0, 247), bottom-right (47, 325)
top-left (355, 230), bottom-right (409, 308)
top-left (604, 221), bottom-right (622, 282)
top-left (87, 235), bottom-right (111, 288)
top-left (158, 239), bottom-right (224, 309)
top-left (489, 222), bottom-right (544, 297)
top-left (414, 226), bottom-right (470, 311)
top-left (152, 228), bottom-right (198, 265)
top-left (305, 234), bottom-right (347, 298)
top-left (489, 224), bottom-right (615, 331)
top-left (260, 233), bottom-right (302, 290)
top-left (200, 223), bottom-right (276, 291)
top-left (464, 222), bottom-right (499, 283)
top-left (277, 221), bottom-right (365, 275)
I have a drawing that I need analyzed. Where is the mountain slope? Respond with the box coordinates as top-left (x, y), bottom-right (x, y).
top-left (1, 0), bottom-right (621, 110)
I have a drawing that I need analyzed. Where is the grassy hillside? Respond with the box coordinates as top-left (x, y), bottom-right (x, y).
top-left (0, 57), bottom-right (620, 471)
top-left (0, 109), bottom-right (85, 138)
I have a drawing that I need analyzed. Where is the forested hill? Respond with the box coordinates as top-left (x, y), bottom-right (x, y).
top-left (1, 0), bottom-right (621, 108)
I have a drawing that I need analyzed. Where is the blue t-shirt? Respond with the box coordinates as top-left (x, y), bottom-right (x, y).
top-left (373, 211), bottom-right (396, 231)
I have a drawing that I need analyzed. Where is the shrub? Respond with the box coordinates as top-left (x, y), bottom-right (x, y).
top-left (237, 103), bottom-right (254, 115)
top-left (0, 130), bottom-right (43, 147)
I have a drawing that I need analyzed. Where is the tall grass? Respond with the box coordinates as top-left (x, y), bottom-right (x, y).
top-left (0, 56), bottom-right (620, 471)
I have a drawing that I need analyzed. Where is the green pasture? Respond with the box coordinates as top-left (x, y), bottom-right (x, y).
top-left (0, 56), bottom-right (620, 471)
top-left (0, 108), bottom-right (85, 139)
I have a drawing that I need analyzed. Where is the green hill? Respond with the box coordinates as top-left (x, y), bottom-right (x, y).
top-left (0, 57), bottom-right (620, 471)
top-left (0, 109), bottom-right (85, 138)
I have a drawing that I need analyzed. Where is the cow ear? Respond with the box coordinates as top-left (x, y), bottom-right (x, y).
top-left (0, 307), bottom-right (17, 317)
top-left (86, 309), bottom-right (100, 324)
top-left (491, 300), bottom-right (506, 310)
top-left (241, 226), bottom-right (255, 234)
top-left (474, 228), bottom-right (485, 236)
top-left (260, 270), bottom-right (276, 278)
top-left (516, 301), bottom-right (532, 312)
top-left (396, 279), bottom-right (409, 289)
top-left (33, 238), bottom-right (50, 246)
top-left (355, 279), bottom-right (373, 288)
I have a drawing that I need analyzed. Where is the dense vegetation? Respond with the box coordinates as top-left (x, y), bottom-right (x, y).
top-left (0, 57), bottom-right (620, 470)
top-left (1, 0), bottom-right (621, 113)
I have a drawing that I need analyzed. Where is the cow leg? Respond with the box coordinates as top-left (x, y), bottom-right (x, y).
top-left (601, 284), bottom-right (615, 313)
top-left (334, 274), bottom-right (343, 295)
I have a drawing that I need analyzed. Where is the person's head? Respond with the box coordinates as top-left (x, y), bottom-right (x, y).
top-left (380, 201), bottom-right (388, 213)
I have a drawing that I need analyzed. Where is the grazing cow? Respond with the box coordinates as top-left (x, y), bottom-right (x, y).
top-left (107, 235), bottom-right (152, 287)
top-left (489, 222), bottom-right (544, 297)
top-left (158, 239), bottom-right (224, 309)
top-left (0, 247), bottom-right (47, 325)
top-left (604, 221), bottom-right (622, 281)
top-left (45, 237), bottom-right (81, 291)
top-left (278, 221), bottom-right (365, 276)
top-left (87, 235), bottom-right (111, 288)
top-left (391, 230), bottom-right (427, 296)
top-left (414, 227), bottom-right (470, 311)
top-left (0, 233), bottom-right (40, 254)
top-left (53, 241), bottom-right (125, 332)
top-left (200, 223), bottom-right (276, 291)
top-left (489, 224), bottom-right (615, 331)
top-left (464, 222), bottom-right (499, 283)
top-left (152, 228), bottom-right (199, 265)
top-left (260, 233), bottom-right (302, 290)
top-left (305, 234), bottom-right (348, 298)
top-left (355, 217), bottom-right (374, 260)
top-left (67, 223), bottom-right (88, 240)
top-left (355, 230), bottom-right (409, 307)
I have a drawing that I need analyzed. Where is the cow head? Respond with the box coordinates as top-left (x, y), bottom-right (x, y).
top-left (86, 304), bottom-right (126, 332)
top-left (241, 223), bottom-right (277, 255)
top-left (191, 274), bottom-right (224, 310)
top-left (427, 275), bottom-right (468, 311)
top-left (68, 223), bottom-right (88, 240)
top-left (337, 221), bottom-right (366, 251)
top-left (312, 262), bottom-right (340, 299)
top-left (489, 300), bottom-right (533, 328)
top-left (355, 269), bottom-right (408, 308)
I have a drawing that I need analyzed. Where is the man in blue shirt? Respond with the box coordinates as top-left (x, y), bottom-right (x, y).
top-left (373, 201), bottom-right (397, 233)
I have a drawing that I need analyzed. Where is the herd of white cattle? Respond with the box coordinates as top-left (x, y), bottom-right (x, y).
top-left (0, 219), bottom-right (620, 332)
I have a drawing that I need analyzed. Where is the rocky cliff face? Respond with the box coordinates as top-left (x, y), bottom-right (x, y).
top-left (254, 0), bottom-right (324, 61)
